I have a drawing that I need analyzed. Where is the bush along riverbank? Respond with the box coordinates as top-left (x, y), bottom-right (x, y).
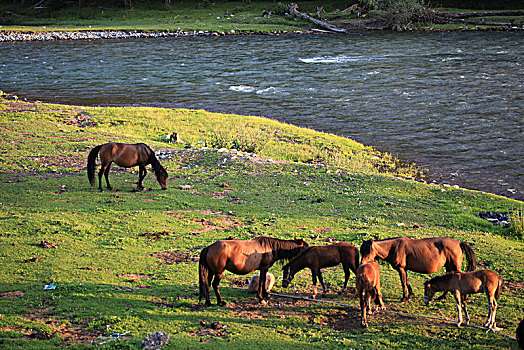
top-left (0, 94), bottom-right (522, 349)
top-left (0, 0), bottom-right (523, 40)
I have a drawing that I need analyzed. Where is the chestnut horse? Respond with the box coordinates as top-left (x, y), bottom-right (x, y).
top-left (356, 260), bottom-right (385, 328)
top-left (199, 236), bottom-right (308, 306)
top-left (87, 143), bottom-right (168, 191)
top-left (360, 237), bottom-right (476, 302)
top-left (424, 269), bottom-right (502, 330)
top-left (282, 242), bottom-right (359, 298)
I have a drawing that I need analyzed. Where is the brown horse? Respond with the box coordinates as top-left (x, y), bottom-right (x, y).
top-left (199, 236), bottom-right (309, 306)
top-left (281, 242), bottom-right (359, 298)
top-left (356, 260), bottom-right (385, 328)
top-left (87, 142), bottom-right (168, 191)
top-left (424, 269), bottom-right (502, 330)
top-left (360, 237), bottom-right (476, 302)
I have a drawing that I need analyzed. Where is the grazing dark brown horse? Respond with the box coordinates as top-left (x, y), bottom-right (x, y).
top-left (87, 143), bottom-right (168, 191)
top-left (356, 260), bottom-right (385, 328)
top-left (281, 242), bottom-right (359, 298)
top-left (424, 269), bottom-right (502, 330)
top-left (199, 236), bottom-right (309, 306)
top-left (360, 237), bottom-right (476, 302)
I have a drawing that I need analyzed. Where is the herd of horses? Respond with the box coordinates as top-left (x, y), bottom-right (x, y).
top-left (85, 142), bottom-right (507, 333)
top-left (198, 235), bottom-right (502, 330)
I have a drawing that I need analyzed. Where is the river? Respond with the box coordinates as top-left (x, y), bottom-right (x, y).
top-left (0, 32), bottom-right (522, 200)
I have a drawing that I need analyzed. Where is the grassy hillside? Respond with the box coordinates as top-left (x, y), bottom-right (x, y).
top-left (0, 94), bottom-right (522, 349)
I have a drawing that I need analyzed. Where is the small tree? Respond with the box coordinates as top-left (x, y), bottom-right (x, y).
top-left (360, 0), bottom-right (431, 30)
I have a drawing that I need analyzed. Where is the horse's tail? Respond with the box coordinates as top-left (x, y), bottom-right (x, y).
top-left (199, 247), bottom-right (210, 303)
top-left (495, 276), bottom-right (503, 300)
top-left (460, 241), bottom-right (477, 271)
top-left (353, 246), bottom-right (360, 275)
top-left (359, 272), bottom-right (376, 299)
top-left (87, 145), bottom-right (102, 187)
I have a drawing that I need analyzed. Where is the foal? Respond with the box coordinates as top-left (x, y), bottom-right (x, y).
top-left (356, 260), bottom-right (385, 328)
top-left (424, 269), bottom-right (503, 330)
top-left (281, 242), bottom-right (359, 298)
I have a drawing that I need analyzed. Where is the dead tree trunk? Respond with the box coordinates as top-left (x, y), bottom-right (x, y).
top-left (289, 3), bottom-right (347, 33)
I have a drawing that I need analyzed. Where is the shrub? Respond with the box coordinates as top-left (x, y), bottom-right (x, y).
top-left (509, 209), bottom-right (524, 239)
top-left (359, 0), bottom-right (433, 30)
top-left (206, 124), bottom-right (273, 154)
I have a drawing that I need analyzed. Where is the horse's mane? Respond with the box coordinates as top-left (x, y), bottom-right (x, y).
top-left (284, 246), bottom-right (313, 267)
top-left (426, 272), bottom-right (455, 286)
top-left (254, 236), bottom-right (308, 263)
top-left (145, 145), bottom-right (168, 178)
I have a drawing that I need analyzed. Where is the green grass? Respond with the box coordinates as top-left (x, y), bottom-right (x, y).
top-left (0, 95), bottom-right (522, 349)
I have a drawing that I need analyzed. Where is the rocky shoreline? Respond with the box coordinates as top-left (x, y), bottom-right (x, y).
top-left (0, 29), bottom-right (311, 42)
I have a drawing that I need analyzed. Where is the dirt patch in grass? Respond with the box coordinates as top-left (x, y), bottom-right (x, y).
top-left (192, 215), bottom-right (244, 233)
top-left (187, 320), bottom-right (228, 343)
top-left (119, 273), bottom-right (152, 280)
top-left (8, 307), bottom-right (104, 345)
top-left (150, 249), bottom-right (199, 265)
top-left (0, 290), bottom-right (25, 299)
top-left (503, 280), bottom-right (523, 294)
top-left (226, 297), bottom-right (363, 330)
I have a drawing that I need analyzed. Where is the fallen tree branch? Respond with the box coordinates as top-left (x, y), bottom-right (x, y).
top-left (435, 17), bottom-right (512, 27)
top-left (436, 10), bottom-right (524, 19)
top-left (289, 3), bottom-right (347, 33)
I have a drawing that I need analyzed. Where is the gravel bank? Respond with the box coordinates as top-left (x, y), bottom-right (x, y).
top-left (0, 29), bottom-right (310, 42)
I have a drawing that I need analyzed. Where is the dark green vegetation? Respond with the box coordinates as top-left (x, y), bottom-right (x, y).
top-left (0, 95), bottom-right (522, 349)
top-left (1, 0), bottom-right (523, 33)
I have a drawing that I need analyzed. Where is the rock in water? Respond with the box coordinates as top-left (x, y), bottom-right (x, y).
top-left (247, 273), bottom-right (275, 293)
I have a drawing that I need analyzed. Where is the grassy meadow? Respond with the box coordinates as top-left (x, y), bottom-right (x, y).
top-left (0, 93), bottom-right (523, 349)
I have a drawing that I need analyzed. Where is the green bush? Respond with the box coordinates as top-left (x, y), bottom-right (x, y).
top-left (360, 0), bottom-right (432, 30)
top-left (509, 209), bottom-right (524, 239)
top-left (206, 124), bottom-right (273, 154)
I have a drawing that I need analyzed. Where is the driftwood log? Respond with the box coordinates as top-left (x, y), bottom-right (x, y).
top-left (289, 3), bottom-right (347, 33)
top-left (434, 10), bottom-right (524, 27)
top-left (435, 10), bottom-right (524, 19)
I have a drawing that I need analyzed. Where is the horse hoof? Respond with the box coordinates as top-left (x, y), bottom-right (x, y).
top-left (218, 301), bottom-right (226, 306)
top-left (205, 302), bottom-right (212, 307)
top-left (361, 322), bottom-right (368, 328)
top-left (260, 300), bottom-right (268, 305)
top-left (456, 322), bottom-right (462, 327)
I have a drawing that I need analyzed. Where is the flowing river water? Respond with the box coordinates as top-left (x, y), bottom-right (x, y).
top-left (0, 32), bottom-right (523, 200)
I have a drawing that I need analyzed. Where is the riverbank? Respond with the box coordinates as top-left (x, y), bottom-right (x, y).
top-left (0, 28), bottom-right (311, 42)
top-left (0, 94), bottom-right (522, 349)
top-left (1, 0), bottom-right (523, 40)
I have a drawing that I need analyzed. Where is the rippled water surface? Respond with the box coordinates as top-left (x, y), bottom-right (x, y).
top-left (1, 32), bottom-right (523, 199)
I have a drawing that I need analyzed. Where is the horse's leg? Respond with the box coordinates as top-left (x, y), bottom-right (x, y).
top-left (204, 273), bottom-right (213, 306)
top-left (490, 297), bottom-right (498, 329)
top-left (339, 264), bottom-right (350, 294)
top-left (310, 269), bottom-right (319, 299)
top-left (397, 267), bottom-right (412, 302)
top-left (366, 290), bottom-right (373, 315)
top-left (137, 165), bottom-right (146, 190)
top-left (360, 289), bottom-right (368, 328)
top-left (484, 290), bottom-right (497, 329)
top-left (258, 268), bottom-right (269, 303)
top-left (103, 162), bottom-right (113, 191)
top-left (453, 291), bottom-right (463, 327)
top-left (461, 296), bottom-right (470, 325)
top-left (212, 273), bottom-right (226, 306)
top-left (317, 270), bottom-right (328, 296)
top-left (97, 162), bottom-right (109, 191)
